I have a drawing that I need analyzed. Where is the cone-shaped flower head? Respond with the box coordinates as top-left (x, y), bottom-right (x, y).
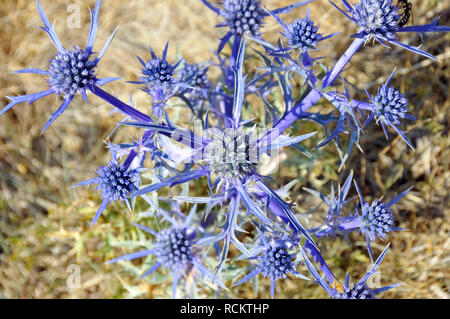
top-left (47, 46), bottom-right (97, 100)
top-left (96, 160), bottom-right (140, 202)
top-left (361, 199), bottom-right (395, 241)
top-left (373, 84), bottom-right (408, 127)
top-left (285, 16), bottom-right (322, 51)
top-left (258, 238), bottom-right (296, 281)
top-left (179, 63), bottom-right (210, 88)
top-left (154, 228), bottom-right (194, 270)
top-left (335, 281), bottom-right (375, 299)
top-left (221, 0), bottom-right (265, 36)
top-left (351, 0), bottom-right (400, 41)
top-left (203, 127), bottom-right (259, 183)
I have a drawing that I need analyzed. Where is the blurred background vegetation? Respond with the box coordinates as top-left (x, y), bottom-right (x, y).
top-left (0, 0), bottom-right (448, 298)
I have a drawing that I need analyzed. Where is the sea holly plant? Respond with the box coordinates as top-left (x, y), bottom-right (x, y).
top-left (1, 0), bottom-right (448, 299)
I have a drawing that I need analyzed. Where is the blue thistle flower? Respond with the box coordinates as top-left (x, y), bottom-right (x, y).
top-left (106, 206), bottom-right (226, 298)
top-left (373, 86), bottom-right (408, 126)
top-left (347, 0), bottom-right (400, 41)
top-left (179, 63), bottom-right (210, 89)
top-left (364, 69), bottom-right (415, 149)
top-left (329, 0), bottom-right (450, 60)
top-left (132, 42), bottom-right (183, 113)
top-left (73, 147), bottom-right (142, 225)
top-left (350, 179), bottom-right (412, 261)
top-left (0, 0), bottom-right (131, 133)
top-left (96, 161), bottom-right (140, 202)
top-left (47, 45), bottom-right (98, 101)
top-left (322, 0), bottom-right (450, 87)
top-left (333, 246), bottom-right (403, 299)
top-left (220, 0), bottom-right (265, 36)
top-left (265, 7), bottom-right (336, 68)
top-left (360, 199), bottom-right (396, 241)
top-left (139, 43), bottom-right (178, 87)
top-left (258, 240), bottom-right (297, 280)
top-left (285, 17), bottom-right (322, 51)
top-left (233, 233), bottom-right (309, 298)
top-left (203, 126), bottom-right (259, 185)
top-left (153, 227), bottom-right (194, 270)
top-left (268, 7), bottom-right (336, 52)
top-left (335, 282), bottom-right (376, 299)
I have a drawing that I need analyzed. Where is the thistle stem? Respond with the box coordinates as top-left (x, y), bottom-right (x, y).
top-left (90, 85), bottom-right (153, 123)
top-left (225, 35), bottom-right (243, 117)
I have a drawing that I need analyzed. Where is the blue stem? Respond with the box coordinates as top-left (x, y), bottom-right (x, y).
top-left (225, 35), bottom-right (242, 117)
top-left (90, 85), bottom-right (153, 123)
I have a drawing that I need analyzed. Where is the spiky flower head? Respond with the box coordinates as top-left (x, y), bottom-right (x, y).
top-left (221, 0), bottom-right (265, 36)
top-left (258, 238), bottom-right (296, 281)
top-left (234, 233), bottom-right (309, 298)
top-left (179, 63), bottom-right (210, 88)
top-left (203, 127), bottom-right (259, 183)
top-left (141, 56), bottom-right (176, 87)
top-left (96, 160), bottom-right (140, 202)
top-left (154, 227), bottom-right (194, 270)
top-left (349, 0), bottom-right (400, 41)
top-left (284, 17), bottom-right (322, 51)
top-left (373, 85), bottom-right (408, 127)
top-left (365, 69), bottom-right (414, 149)
top-left (361, 199), bottom-right (395, 241)
top-left (47, 46), bottom-right (97, 100)
top-left (335, 282), bottom-right (375, 299)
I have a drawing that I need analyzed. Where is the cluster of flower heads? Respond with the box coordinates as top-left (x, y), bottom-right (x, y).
top-left (2, 0), bottom-right (449, 298)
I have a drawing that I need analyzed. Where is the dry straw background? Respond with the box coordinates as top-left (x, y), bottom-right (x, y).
top-left (0, 0), bottom-right (449, 298)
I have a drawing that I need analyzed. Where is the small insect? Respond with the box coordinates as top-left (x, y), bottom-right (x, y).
top-left (397, 0), bottom-right (413, 27)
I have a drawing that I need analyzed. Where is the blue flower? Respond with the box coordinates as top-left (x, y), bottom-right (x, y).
top-left (138, 43), bottom-right (180, 88)
top-left (350, 179), bottom-right (412, 261)
top-left (330, 0), bottom-right (450, 60)
top-left (233, 232), bottom-right (309, 298)
top-left (73, 147), bottom-right (143, 225)
top-left (0, 0), bottom-right (125, 133)
top-left (269, 7), bottom-right (336, 52)
top-left (285, 17), bottom-right (322, 51)
top-left (360, 200), bottom-right (396, 241)
top-left (364, 69), bottom-right (416, 149)
top-left (220, 0), bottom-right (265, 36)
top-left (131, 42), bottom-right (184, 115)
top-left (178, 63), bottom-right (210, 89)
top-left (322, 0), bottom-right (450, 87)
top-left (345, 0), bottom-right (400, 41)
top-left (106, 206), bottom-right (226, 298)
